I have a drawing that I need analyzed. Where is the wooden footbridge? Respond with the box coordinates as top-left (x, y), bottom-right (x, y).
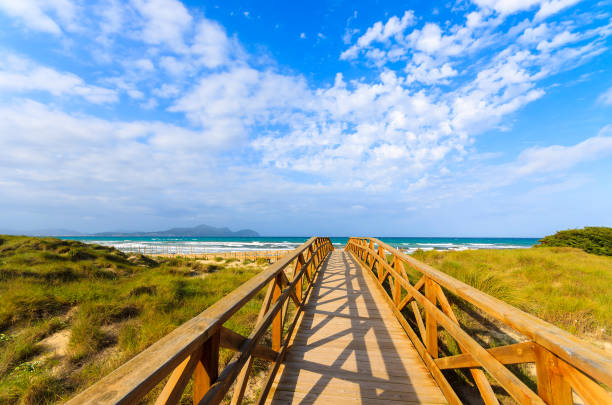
top-left (69, 238), bottom-right (612, 405)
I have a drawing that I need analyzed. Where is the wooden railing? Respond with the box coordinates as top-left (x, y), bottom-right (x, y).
top-left (346, 237), bottom-right (612, 405)
top-left (67, 237), bottom-right (333, 405)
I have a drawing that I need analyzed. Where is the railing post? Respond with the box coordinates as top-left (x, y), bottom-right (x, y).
top-left (272, 274), bottom-right (283, 351)
top-left (377, 246), bottom-right (385, 282)
top-left (425, 277), bottom-right (438, 358)
top-left (393, 255), bottom-right (402, 307)
top-left (535, 345), bottom-right (573, 405)
top-left (294, 255), bottom-right (303, 301)
top-left (307, 246), bottom-right (313, 279)
top-left (193, 331), bottom-right (220, 404)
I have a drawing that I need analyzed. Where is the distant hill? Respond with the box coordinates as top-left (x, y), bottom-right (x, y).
top-left (537, 226), bottom-right (612, 256)
top-left (0, 228), bottom-right (84, 236)
top-left (93, 224), bottom-right (260, 237)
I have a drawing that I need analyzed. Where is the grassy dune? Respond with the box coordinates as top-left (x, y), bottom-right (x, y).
top-left (0, 236), bottom-right (270, 404)
top-left (412, 247), bottom-right (612, 340)
top-left (405, 247), bottom-right (612, 403)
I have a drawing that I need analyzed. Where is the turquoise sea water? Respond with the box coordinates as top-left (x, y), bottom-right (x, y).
top-left (64, 236), bottom-right (539, 254)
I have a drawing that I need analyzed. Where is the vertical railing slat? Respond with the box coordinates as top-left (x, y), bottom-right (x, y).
top-left (193, 331), bottom-right (220, 404)
top-left (425, 277), bottom-right (438, 358)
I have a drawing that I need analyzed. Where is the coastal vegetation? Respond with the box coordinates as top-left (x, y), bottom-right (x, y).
top-left (412, 246), bottom-right (612, 341)
top-left (536, 226), bottom-right (612, 256)
top-left (408, 245), bottom-right (612, 403)
top-left (0, 235), bottom-right (269, 404)
top-left (2, 235), bottom-right (611, 404)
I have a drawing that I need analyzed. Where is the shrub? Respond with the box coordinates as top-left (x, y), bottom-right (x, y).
top-left (69, 313), bottom-right (111, 362)
top-left (537, 227), bottom-right (612, 256)
top-left (129, 285), bottom-right (157, 297)
top-left (204, 264), bottom-right (221, 273)
top-left (20, 375), bottom-right (65, 405)
top-left (67, 248), bottom-right (94, 261)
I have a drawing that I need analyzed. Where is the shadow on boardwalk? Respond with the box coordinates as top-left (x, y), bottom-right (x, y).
top-left (267, 250), bottom-right (447, 404)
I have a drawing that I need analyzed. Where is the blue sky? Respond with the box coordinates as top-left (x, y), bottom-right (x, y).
top-left (0, 0), bottom-right (611, 237)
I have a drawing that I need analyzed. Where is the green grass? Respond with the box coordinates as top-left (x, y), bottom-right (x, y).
top-left (0, 235), bottom-right (269, 404)
top-left (412, 246), bottom-right (612, 339)
top-left (406, 247), bottom-right (612, 404)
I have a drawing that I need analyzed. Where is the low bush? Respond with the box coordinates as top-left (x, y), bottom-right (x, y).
top-left (537, 226), bottom-right (612, 256)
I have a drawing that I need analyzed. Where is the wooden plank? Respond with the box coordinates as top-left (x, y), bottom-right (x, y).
top-left (193, 331), bottom-right (219, 403)
top-left (434, 284), bottom-right (499, 405)
top-left (271, 379), bottom-right (447, 402)
top-left (392, 256), bottom-right (401, 306)
top-left (425, 278), bottom-right (438, 358)
top-left (411, 301), bottom-right (427, 340)
top-left (557, 357), bottom-right (612, 405)
top-left (535, 344), bottom-right (573, 405)
top-left (230, 280), bottom-right (277, 405)
top-left (220, 326), bottom-right (278, 362)
top-left (272, 274), bottom-right (283, 352)
top-left (397, 276), bottom-right (425, 311)
top-left (154, 346), bottom-right (202, 405)
top-left (435, 342), bottom-right (536, 369)
top-left (268, 389), bottom-right (447, 405)
top-left (272, 363), bottom-right (440, 386)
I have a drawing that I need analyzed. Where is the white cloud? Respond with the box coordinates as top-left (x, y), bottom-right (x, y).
top-left (0, 0), bottom-right (77, 34)
top-left (536, 30), bottom-right (579, 51)
top-left (127, 58), bottom-right (155, 71)
top-left (340, 11), bottom-right (415, 60)
top-left (471, 0), bottom-right (581, 19)
top-left (598, 86), bottom-right (612, 105)
top-left (170, 67), bottom-right (310, 146)
top-left (473, 0), bottom-right (541, 14)
top-left (153, 84), bottom-right (180, 98)
top-left (131, 0), bottom-right (192, 52)
top-left (341, 8), bottom-right (503, 72)
top-left (519, 23), bottom-right (549, 44)
top-left (406, 54), bottom-right (458, 84)
top-left (514, 130), bottom-right (612, 176)
top-left (159, 56), bottom-right (189, 76)
top-left (413, 23), bottom-right (443, 53)
top-left (191, 18), bottom-right (231, 68)
top-left (96, 0), bottom-right (123, 36)
top-left (0, 53), bottom-right (117, 103)
top-left (472, 0), bottom-right (543, 15)
top-left (535, 0), bottom-right (581, 20)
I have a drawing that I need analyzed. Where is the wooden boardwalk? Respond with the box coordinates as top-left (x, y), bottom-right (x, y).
top-left (267, 250), bottom-right (447, 404)
top-left (70, 238), bottom-right (612, 405)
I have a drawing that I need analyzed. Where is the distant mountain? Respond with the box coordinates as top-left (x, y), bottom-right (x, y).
top-left (93, 224), bottom-right (260, 237)
top-left (0, 228), bottom-right (84, 236)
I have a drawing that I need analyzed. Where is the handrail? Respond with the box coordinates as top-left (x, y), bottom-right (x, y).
top-left (346, 237), bottom-right (612, 405)
top-left (67, 237), bottom-right (334, 405)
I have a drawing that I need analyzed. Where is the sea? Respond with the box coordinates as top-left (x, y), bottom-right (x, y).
top-left (62, 236), bottom-right (539, 255)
